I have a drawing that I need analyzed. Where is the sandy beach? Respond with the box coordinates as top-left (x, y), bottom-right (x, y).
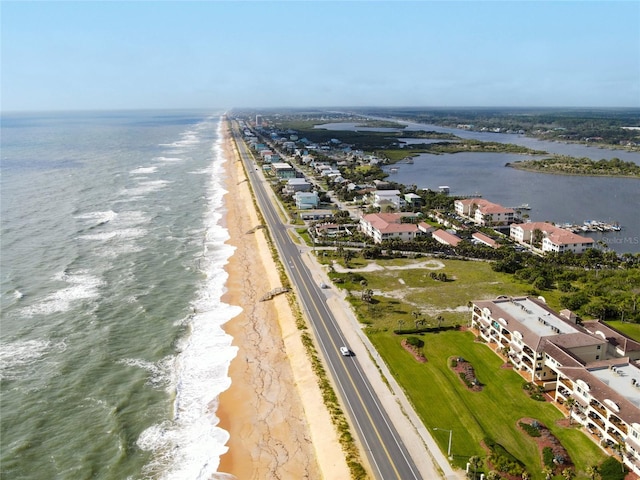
top-left (216, 122), bottom-right (349, 479)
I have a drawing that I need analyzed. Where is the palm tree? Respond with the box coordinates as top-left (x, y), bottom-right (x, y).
top-left (562, 468), bottom-right (575, 480)
top-left (486, 471), bottom-right (500, 480)
top-left (585, 464), bottom-right (600, 480)
top-left (542, 466), bottom-right (553, 480)
top-left (521, 471), bottom-right (530, 480)
top-left (612, 442), bottom-right (626, 471)
top-left (565, 397), bottom-right (576, 425)
top-left (468, 455), bottom-right (481, 479)
top-left (360, 279), bottom-right (368, 299)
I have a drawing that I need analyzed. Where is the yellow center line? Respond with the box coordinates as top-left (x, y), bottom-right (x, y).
top-left (294, 263), bottom-right (404, 480)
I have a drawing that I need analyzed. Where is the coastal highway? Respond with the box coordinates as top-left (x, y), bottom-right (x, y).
top-left (230, 122), bottom-right (423, 480)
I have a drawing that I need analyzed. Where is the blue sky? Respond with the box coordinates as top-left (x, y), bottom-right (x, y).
top-left (2, 1), bottom-right (639, 111)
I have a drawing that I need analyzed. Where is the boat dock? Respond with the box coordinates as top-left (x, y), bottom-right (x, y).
top-left (559, 220), bottom-right (622, 233)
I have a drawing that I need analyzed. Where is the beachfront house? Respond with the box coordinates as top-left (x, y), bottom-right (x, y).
top-left (471, 296), bottom-right (640, 475)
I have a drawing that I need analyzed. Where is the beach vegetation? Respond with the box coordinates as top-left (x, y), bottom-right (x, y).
top-left (507, 155), bottom-right (640, 178)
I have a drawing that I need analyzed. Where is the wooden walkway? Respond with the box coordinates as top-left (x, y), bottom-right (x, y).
top-left (260, 287), bottom-right (289, 302)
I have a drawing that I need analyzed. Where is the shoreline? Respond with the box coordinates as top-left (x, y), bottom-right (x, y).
top-left (506, 163), bottom-right (640, 178)
top-left (215, 121), bottom-right (349, 479)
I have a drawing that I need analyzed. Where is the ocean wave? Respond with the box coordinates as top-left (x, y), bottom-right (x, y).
top-left (121, 179), bottom-right (172, 197)
top-left (130, 166), bottom-right (158, 175)
top-left (152, 156), bottom-right (183, 162)
top-left (74, 210), bottom-right (118, 226)
top-left (79, 228), bottom-right (147, 241)
top-left (0, 339), bottom-right (67, 380)
top-left (118, 356), bottom-right (175, 389)
top-left (138, 116), bottom-right (242, 480)
top-left (19, 270), bottom-right (104, 318)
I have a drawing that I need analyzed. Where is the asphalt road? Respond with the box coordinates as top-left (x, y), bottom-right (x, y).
top-left (230, 122), bottom-right (423, 480)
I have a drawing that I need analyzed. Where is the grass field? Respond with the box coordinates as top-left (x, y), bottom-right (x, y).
top-left (370, 330), bottom-right (606, 479)
top-left (324, 255), bottom-right (628, 479)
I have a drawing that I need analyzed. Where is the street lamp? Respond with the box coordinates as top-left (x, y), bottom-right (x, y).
top-left (433, 427), bottom-right (453, 460)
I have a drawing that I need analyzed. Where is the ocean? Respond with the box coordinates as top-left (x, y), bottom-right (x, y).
top-left (0, 111), bottom-right (240, 479)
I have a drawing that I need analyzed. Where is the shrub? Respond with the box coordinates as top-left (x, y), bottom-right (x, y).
top-left (519, 421), bottom-right (541, 437)
top-left (406, 336), bottom-right (424, 348)
top-left (599, 456), bottom-right (627, 480)
top-left (542, 447), bottom-right (554, 468)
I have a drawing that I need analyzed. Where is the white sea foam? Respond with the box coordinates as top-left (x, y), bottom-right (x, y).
top-left (0, 339), bottom-right (66, 380)
top-left (79, 228), bottom-right (147, 241)
top-left (20, 270), bottom-right (104, 317)
top-left (130, 166), bottom-right (158, 175)
top-left (75, 210), bottom-right (118, 226)
top-left (138, 117), bottom-right (242, 479)
top-left (153, 156), bottom-right (183, 163)
top-left (122, 179), bottom-right (172, 197)
top-left (118, 356), bottom-right (175, 389)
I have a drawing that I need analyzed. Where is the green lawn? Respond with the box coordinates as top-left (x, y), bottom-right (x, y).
top-left (325, 255), bottom-right (618, 479)
top-left (370, 329), bottom-right (607, 479)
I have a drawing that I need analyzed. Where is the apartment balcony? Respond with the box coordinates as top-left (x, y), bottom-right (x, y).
top-left (608, 428), bottom-right (625, 444)
top-left (590, 400), bottom-right (608, 417)
top-left (610, 416), bottom-right (629, 435)
top-left (523, 346), bottom-right (534, 357)
top-left (559, 378), bottom-right (574, 391)
top-left (522, 356), bottom-right (534, 369)
top-left (588, 413), bottom-right (606, 431)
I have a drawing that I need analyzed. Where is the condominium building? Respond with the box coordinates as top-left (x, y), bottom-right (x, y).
top-left (471, 296), bottom-right (640, 474)
top-left (454, 198), bottom-right (515, 226)
top-left (510, 222), bottom-right (594, 254)
top-left (359, 213), bottom-right (431, 244)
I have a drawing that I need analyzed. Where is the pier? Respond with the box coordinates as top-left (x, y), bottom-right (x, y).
top-left (559, 220), bottom-right (622, 233)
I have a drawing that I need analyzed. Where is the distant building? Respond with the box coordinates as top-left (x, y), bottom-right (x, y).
top-left (404, 193), bottom-right (422, 209)
top-left (432, 229), bottom-right (462, 247)
top-left (271, 162), bottom-right (296, 179)
top-left (359, 213), bottom-right (428, 244)
top-left (370, 190), bottom-right (404, 210)
top-left (255, 115), bottom-right (263, 126)
top-left (455, 198), bottom-right (515, 226)
top-left (294, 191), bottom-right (319, 210)
top-left (510, 222), bottom-right (594, 254)
top-left (472, 232), bottom-right (499, 248)
top-left (283, 178), bottom-right (312, 195)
